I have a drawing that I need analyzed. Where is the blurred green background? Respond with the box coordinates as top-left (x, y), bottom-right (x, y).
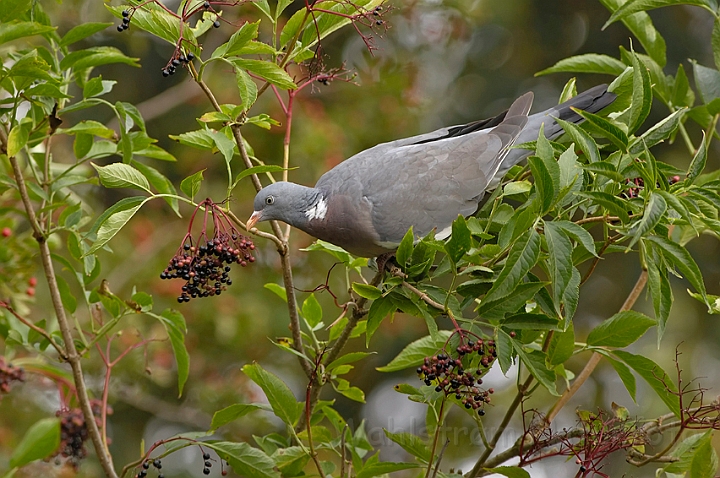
top-left (1, 0), bottom-right (719, 476)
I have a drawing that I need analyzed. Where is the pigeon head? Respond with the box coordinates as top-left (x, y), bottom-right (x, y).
top-left (247, 181), bottom-right (319, 230)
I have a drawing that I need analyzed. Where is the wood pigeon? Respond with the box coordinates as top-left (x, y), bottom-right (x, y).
top-left (247, 85), bottom-right (616, 257)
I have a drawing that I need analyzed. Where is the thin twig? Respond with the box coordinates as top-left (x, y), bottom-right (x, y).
top-left (0, 301), bottom-right (67, 359)
top-left (8, 154), bottom-right (118, 478)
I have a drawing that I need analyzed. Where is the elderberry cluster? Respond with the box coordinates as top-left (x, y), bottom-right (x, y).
top-left (117, 9), bottom-right (132, 32)
top-left (54, 400), bottom-right (107, 469)
top-left (417, 339), bottom-right (497, 416)
top-left (161, 233), bottom-right (255, 302)
top-left (0, 357), bottom-right (24, 397)
top-left (621, 175), bottom-right (681, 199)
top-left (161, 52), bottom-right (194, 77)
top-left (137, 458), bottom-right (164, 478)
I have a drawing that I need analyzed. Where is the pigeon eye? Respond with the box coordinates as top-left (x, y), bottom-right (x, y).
top-left (265, 195), bottom-right (275, 205)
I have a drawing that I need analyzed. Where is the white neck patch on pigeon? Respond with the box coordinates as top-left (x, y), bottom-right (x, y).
top-left (305, 196), bottom-right (328, 221)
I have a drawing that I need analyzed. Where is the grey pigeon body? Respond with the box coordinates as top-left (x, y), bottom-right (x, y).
top-left (248, 85), bottom-right (615, 257)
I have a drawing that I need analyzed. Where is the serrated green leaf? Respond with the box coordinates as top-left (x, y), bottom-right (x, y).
top-left (231, 58), bottom-right (296, 89)
top-left (555, 117), bottom-right (601, 163)
top-left (377, 331), bottom-right (452, 372)
top-left (59, 22), bottom-right (112, 47)
top-left (604, 0), bottom-right (712, 29)
top-left (576, 191), bottom-right (630, 222)
top-left (92, 163), bottom-right (151, 192)
top-left (0, 21), bottom-right (55, 45)
top-left (243, 363), bottom-right (300, 426)
top-left (587, 310), bottom-right (655, 347)
top-left (352, 283), bottom-right (382, 300)
top-left (445, 215), bottom-right (472, 263)
top-left (628, 193), bottom-right (667, 247)
top-left (692, 61), bottom-right (720, 105)
top-left (158, 309), bottom-right (189, 396)
top-left (204, 441), bottom-right (280, 478)
top-left (513, 346), bottom-right (558, 395)
top-left (544, 222), bottom-right (574, 314)
top-left (645, 235), bottom-right (707, 304)
top-left (547, 322), bottom-right (574, 366)
top-left (485, 229), bottom-right (541, 301)
top-left (209, 403), bottom-right (266, 431)
top-left (629, 108), bottom-right (687, 154)
top-left (0, 0), bottom-right (31, 22)
top-left (628, 51), bottom-right (653, 134)
top-left (180, 169), bottom-right (205, 200)
top-left (536, 53), bottom-right (626, 76)
top-left (612, 350), bottom-right (680, 417)
top-left (396, 227), bottom-right (414, 268)
top-left (87, 199), bottom-right (148, 254)
top-left (301, 293), bottom-right (323, 327)
top-left (383, 430), bottom-right (430, 462)
top-left (7, 121), bottom-right (30, 157)
top-left (573, 108), bottom-right (629, 151)
top-left (687, 133), bottom-right (708, 184)
top-left (606, 356), bottom-right (637, 401)
top-left (598, 0), bottom-right (667, 67)
top-left (60, 46), bottom-right (139, 70)
top-left (366, 295), bottom-right (396, 346)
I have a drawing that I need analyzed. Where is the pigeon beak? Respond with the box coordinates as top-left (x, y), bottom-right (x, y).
top-left (246, 211), bottom-right (262, 231)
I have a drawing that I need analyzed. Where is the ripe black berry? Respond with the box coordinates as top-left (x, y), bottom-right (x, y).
top-left (203, 468), bottom-right (211, 475)
top-left (122, 9), bottom-right (130, 17)
top-left (203, 452), bottom-right (211, 460)
top-left (153, 459), bottom-right (162, 469)
top-left (213, 20), bottom-right (221, 28)
top-left (187, 52), bottom-right (195, 60)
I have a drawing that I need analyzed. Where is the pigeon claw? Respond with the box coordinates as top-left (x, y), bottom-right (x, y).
top-left (246, 211), bottom-right (262, 231)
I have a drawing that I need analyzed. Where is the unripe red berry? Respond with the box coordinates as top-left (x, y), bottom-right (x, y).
top-left (26, 287), bottom-right (35, 297)
top-left (1, 227), bottom-right (10, 237)
top-left (28, 277), bottom-right (37, 287)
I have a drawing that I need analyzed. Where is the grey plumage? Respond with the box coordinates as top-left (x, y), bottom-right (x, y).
top-left (248, 85), bottom-right (616, 257)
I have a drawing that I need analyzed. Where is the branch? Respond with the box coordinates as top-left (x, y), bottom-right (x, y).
top-left (0, 301), bottom-right (67, 359)
top-left (8, 154), bottom-right (118, 478)
top-left (545, 270), bottom-right (648, 425)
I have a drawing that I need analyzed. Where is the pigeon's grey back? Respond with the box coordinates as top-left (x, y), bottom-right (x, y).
top-left (314, 92), bottom-right (535, 247)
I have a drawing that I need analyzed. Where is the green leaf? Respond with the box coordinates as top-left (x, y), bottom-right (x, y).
top-left (645, 235), bottom-right (707, 303)
top-left (209, 403), bottom-right (266, 431)
top-left (544, 222), bottom-right (574, 314)
top-left (83, 77), bottom-right (116, 99)
top-left (396, 227), bottom-right (415, 268)
top-left (233, 165), bottom-right (285, 188)
top-left (628, 193), bottom-right (667, 247)
top-left (0, 21), bottom-right (55, 45)
top-left (692, 61), bottom-right (720, 105)
top-left (629, 108), bottom-right (687, 154)
top-left (56, 276), bottom-right (77, 314)
top-left (665, 431), bottom-right (719, 476)
top-left (528, 155), bottom-right (558, 215)
top-left (131, 161), bottom-right (180, 216)
top-left (612, 350), bottom-right (680, 417)
top-left (242, 363), bottom-right (300, 426)
top-left (169, 129), bottom-right (216, 150)
top-left (513, 345), bottom-right (558, 395)
top-left (714, 18), bottom-right (720, 71)
top-left (604, 0), bottom-right (713, 29)
top-left (352, 283), bottom-right (382, 300)
top-left (628, 51), bottom-right (652, 134)
top-left (9, 418), bottom-right (60, 468)
top-left (7, 121), bottom-right (30, 157)
top-left (366, 296), bottom-right (396, 346)
top-left (356, 462), bottom-right (419, 478)
top-left (546, 322), bottom-right (574, 366)
top-left (553, 221), bottom-right (598, 257)
top-left (231, 59), bottom-right (296, 89)
top-left (180, 169), bottom-right (205, 200)
top-left (555, 117), bottom-right (601, 163)
top-left (575, 191), bottom-right (630, 222)
top-left (264, 283), bottom-right (287, 301)
top-left (60, 46), bottom-right (139, 70)
top-left (535, 53), bottom-right (626, 76)
top-left (488, 467), bottom-right (531, 478)
top-left (477, 282), bottom-right (547, 320)
top-left (60, 120), bottom-right (115, 138)
top-left (0, 0), bottom-right (31, 22)
top-left (598, 0), bottom-right (667, 67)
top-left (87, 198), bottom-right (148, 254)
top-left (301, 293), bottom-right (323, 327)
top-left (225, 20), bottom-right (260, 56)
top-left (445, 215), bottom-right (472, 263)
top-left (587, 310), bottom-right (655, 347)
top-left (328, 352), bottom-right (374, 371)
top-left (204, 442), bottom-right (280, 478)
top-left (501, 313), bottom-right (560, 330)
top-left (606, 356), bottom-right (637, 401)
top-left (235, 69), bottom-right (258, 109)
top-left (59, 22), bottom-right (112, 47)
top-left (92, 163), bottom-right (151, 192)
top-left (383, 430), bottom-right (430, 462)
top-left (646, 244), bottom-right (673, 344)
top-left (485, 229), bottom-right (541, 301)
top-left (573, 108), bottom-right (629, 151)
top-left (275, 0), bottom-right (294, 18)
top-left (377, 331), bottom-right (452, 372)
top-left (686, 133), bottom-right (708, 184)
top-left (158, 309), bottom-right (189, 396)
top-left (672, 63), bottom-right (695, 108)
